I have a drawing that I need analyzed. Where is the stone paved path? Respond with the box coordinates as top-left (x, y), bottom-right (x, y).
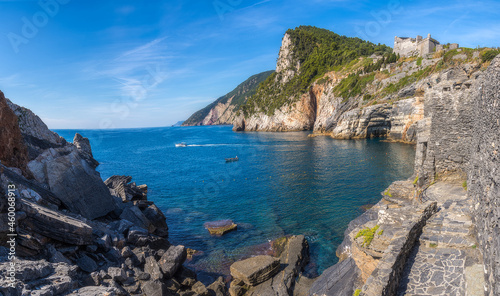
top-left (397, 183), bottom-right (485, 296)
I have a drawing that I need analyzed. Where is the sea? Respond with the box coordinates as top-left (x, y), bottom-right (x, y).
top-left (55, 125), bottom-right (416, 283)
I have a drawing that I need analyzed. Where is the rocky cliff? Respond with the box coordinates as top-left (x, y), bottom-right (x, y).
top-left (182, 70), bottom-right (273, 126)
top-left (0, 91), bottom-right (30, 176)
top-left (233, 27), bottom-right (494, 149)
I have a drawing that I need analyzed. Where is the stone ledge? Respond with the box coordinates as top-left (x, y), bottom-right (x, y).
top-left (360, 201), bottom-right (437, 296)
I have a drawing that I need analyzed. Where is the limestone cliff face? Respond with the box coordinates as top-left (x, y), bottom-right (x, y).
top-left (0, 91), bottom-right (30, 175)
top-left (235, 91), bottom-right (316, 131)
top-left (183, 70), bottom-right (273, 127)
top-left (201, 97), bottom-right (237, 125)
top-left (275, 33), bottom-right (300, 85)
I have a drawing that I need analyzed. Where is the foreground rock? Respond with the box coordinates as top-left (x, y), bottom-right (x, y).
top-left (27, 145), bottom-right (117, 220)
top-left (229, 235), bottom-right (310, 296)
top-left (230, 255), bottom-right (280, 286)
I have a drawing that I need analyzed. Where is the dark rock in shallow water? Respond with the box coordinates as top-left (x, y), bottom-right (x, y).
top-left (307, 257), bottom-right (360, 296)
top-left (204, 219), bottom-right (237, 236)
top-left (192, 281), bottom-right (211, 296)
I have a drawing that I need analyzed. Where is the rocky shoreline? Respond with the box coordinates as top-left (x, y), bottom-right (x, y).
top-left (0, 90), bottom-right (314, 296)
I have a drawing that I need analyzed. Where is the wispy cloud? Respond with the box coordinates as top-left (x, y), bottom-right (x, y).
top-left (0, 73), bottom-right (36, 89)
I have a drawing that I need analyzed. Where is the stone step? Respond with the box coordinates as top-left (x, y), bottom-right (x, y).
top-left (398, 246), bottom-right (468, 296)
top-left (419, 234), bottom-right (476, 248)
top-left (422, 225), bottom-right (471, 236)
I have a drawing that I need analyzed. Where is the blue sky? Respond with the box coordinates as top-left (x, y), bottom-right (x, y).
top-left (1, 0), bottom-right (499, 129)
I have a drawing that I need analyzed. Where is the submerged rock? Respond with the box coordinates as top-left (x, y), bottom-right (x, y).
top-left (204, 219), bottom-right (237, 236)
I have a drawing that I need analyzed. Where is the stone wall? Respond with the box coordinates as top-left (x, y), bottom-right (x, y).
top-left (468, 55), bottom-right (500, 296)
top-left (414, 66), bottom-right (479, 185)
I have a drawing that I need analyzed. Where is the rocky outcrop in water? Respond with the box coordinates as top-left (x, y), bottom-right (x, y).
top-left (233, 90), bottom-right (317, 132)
top-left (228, 235), bottom-right (310, 296)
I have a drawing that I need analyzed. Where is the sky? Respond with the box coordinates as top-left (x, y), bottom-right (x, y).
top-left (0, 0), bottom-right (499, 129)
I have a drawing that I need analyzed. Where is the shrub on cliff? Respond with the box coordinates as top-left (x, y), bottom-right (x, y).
top-left (481, 49), bottom-right (500, 63)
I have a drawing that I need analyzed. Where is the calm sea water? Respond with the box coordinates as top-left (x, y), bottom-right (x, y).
top-left (55, 126), bottom-right (415, 282)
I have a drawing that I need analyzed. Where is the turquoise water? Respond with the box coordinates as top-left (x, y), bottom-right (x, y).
top-left (55, 126), bottom-right (415, 282)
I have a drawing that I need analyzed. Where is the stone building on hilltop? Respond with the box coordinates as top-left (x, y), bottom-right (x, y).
top-left (394, 34), bottom-right (441, 57)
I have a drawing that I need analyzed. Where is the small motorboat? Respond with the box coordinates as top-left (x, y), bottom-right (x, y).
top-left (225, 156), bottom-right (239, 162)
top-left (175, 143), bottom-right (187, 147)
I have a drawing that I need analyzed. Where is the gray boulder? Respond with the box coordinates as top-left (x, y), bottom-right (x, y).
top-left (141, 279), bottom-right (169, 296)
top-left (20, 198), bottom-right (93, 245)
top-left (108, 267), bottom-right (127, 283)
top-left (0, 260), bottom-right (78, 296)
top-left (143, 204), bottom-right (169, 237)
top-left (76, 255), bottom-right (98, 273)
top-left (145, 256), bottom-right (163, 281)
top-left (104, 175), bottom-right (147, 202)
top-left (6, 98), bottom-right (65, 160)
top-left (120, 206), bottom-right (154, 233)
top-left (158, 245), bottom-right (187, 278)
top-left (27, 146), bottom-right (116, 220)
